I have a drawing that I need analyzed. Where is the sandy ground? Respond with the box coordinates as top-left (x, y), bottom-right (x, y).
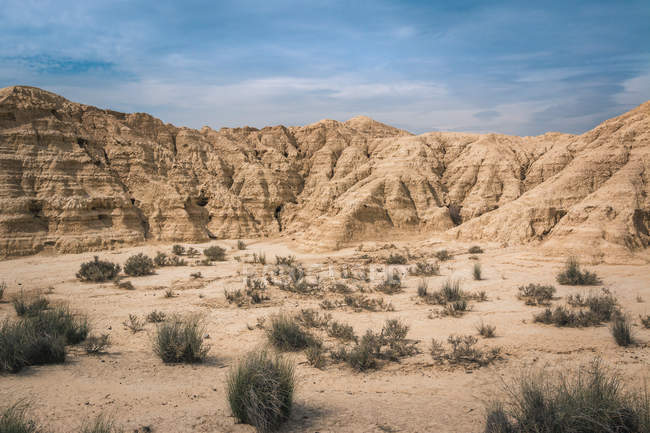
top-left (1, 239), bottom-right (649, 433)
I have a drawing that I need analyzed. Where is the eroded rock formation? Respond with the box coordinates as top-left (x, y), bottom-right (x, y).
top-left (0, 85), bottom-right (648, 256)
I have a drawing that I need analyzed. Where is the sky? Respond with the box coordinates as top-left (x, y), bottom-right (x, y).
top-left (1, 0), bottom-right (649, 135)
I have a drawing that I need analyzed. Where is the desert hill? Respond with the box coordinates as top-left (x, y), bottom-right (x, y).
top-left (0, 85), bottom-right (648, 257)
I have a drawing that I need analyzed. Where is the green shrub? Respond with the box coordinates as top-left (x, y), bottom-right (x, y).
top-left (556, 256), bottom-right (601, 285)
top-left (153, 315), bottom-right (209, 363)
top-left (610, 314), bottom-right (635, 347)
top-left (468, 245), bottom-right (483, 254)
top-left (155, 252), bottom-right (187, 267)
top-left (534, 288), bottom-right (618, 328)
top-left (146, 310), bottom-right (166, 323)
top-left (409, 261), bottom-right (439, 276)
top-left (76, 256), bottom-right (121, 282)
top-left (434, 250), bottom-right (452, 261)
top-left (123, 253), bottom-right (155, 276)
top-left (431, 335), bottom-right (501, 366)
top-left (0, 318), bottom-right (66, 373)
top-left (296, 309), bottom-right (331, 329)
top-left (12, 292), bottom-right (49, 317)
top-left (476, 321), bottom-right (496, 338)
top-left (172, 244), bottom-right (185, 256)
top-left (473, 263), bottom-right (482, 280)
top-left (203, 245), bottom-right (226, 261)
top-left (517, 283), bottom-right (556, 305)
top-left (83, 334), bottom-right (111, 355)
top-left (237, 240), bottom-right (246, 250)
top-left (0, 401), bottom-right (40, 433)
top-left (122, 314), bottom-right (145, 333)
top-left (305, 344), bottom-right (326, 369)
top-left (417, 279), bottom-right (428, 298)
top-left (483, 359), bottom-right (650, 433)
top-left (328, 321), bottom-right (356, 342)
top-left (386, 253), bottom-right (407, 265)
top-left (266, 314), bottom-right (318, 351)
top-left (227, 350), bottom-right (295, 432)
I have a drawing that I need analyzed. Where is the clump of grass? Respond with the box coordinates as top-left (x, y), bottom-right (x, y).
top-left (344, 294), bottom-right (394, 312)
top-left (28, 305), bottom-right (90, 345)
top-left (81, 413), bottom-right (124, 433)
top-left (430, 335), bottom-right (501, 367)
top-left (0, 281), bottom-right (5, 301)
top-left (83, 334), bottom-right (111, 354)
top-left (237, 240), bottom-right (246, 250)
top-left (114, 279), bottom-right (135, 290)
top-left (296, 309), bottom-right (331, 329)
top-left (163, 288), bottom-right (175, 298)
top-left (517, 283), bottom-right (556, 305)
top-left (123, 253), bottom-right (155, 277)
top-left (468, 245), bottom-right (483, 254)
top-left (225, 289), bottom-right (247, 306)
top-left (172, 244), bottom-right (185, 256)
top-left (473, 262), bottom-right (482, 280)
top-left (186, 247), bottom-right (199, 257)
top-left (253, 252), bottom-right (267, 265)
top-left (556, 256), bottom-right (601, 285)
top-left (442, 299), bottom-right (471, 316)
top-left (641, 315), bottom-right (650, 329)
top-left (610, 314), bottom-right (635, 347)
top-left (0, 401), bottom-right (41, 433)
top-left (275, 255), bottom-right (296, 266)
top-left (153, 314), bottom-right (209, 363)
top-left (204, 245), bottom-right (226, 261)
top-left (385, 253), bottom-right (407, 265)
top-left (328, 321), bottom-right (356, 342)
top-left (534, 288), bottom-right (618, 327)
top-left (476, 321), bottom-right (496, 338)
top-left (434, 250), bottom-right (452, 261)
top-left (122, 314), bottom-right (145, 333)
top-left (77, 256), bottom-right (121, 282)
top-left (12, 291), bottom-right (49, 317)
top-left (266, 314), bottom-right (318, 351)
top-left (483, 359), bottom-right (650, 433)
top-left (417, 279), bottom-right (428, 297)
top-left (154, 252), bottom-right (187, 267)
top-left (409, 261), bottom-right (439, 276)
top-left (375, 271), bottom-right (402, 294)
top-left (305, 344), bottom-right (326, 369)
top-left (146, 310), bottom-right (166, 323)
top-left (227, 350), bottom-right (295, 432)
top-left (190, 271), bottom-right (202, 279)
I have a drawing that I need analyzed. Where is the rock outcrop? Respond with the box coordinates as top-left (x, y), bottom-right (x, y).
top-left (0, 85), bottom-right (648, 256)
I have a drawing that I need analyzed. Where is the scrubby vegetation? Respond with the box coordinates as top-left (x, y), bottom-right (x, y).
top-left (275, 255), bottom-right (296, 266)
top-left (343, 294), bottom-right (394, 312)
top-left (253, 252), bottom-right (267, 265)
top-left (81, 414), bottom-right (124, 433)
top-left (556, 256), bottom-right (601, 285)
top-left (430, 335), bottom-right (501, 367)
top-left (204, 245), bottom-right (226, 261)
top-left (83, 333), bottom-right (111, 354)
top-left (641, 315), bottom-right (650, 329)
top-left (172, 244), bottom-right (185, 256)
top-left (266, 314), bottom-right (319, 351)
top-left (417, 279), bottom-right (486, 316)
top-left (154, 252), bottom-right (187, 267)
top-left (153, 315), bottom-right (209, 363)
top-left (476, 321), bottom-right (496, 338)
top-left (0, 401), bottom-right (40, 433)
top-left (517, 283), bottom-right (556, 305)
top-left (0, 281), bottom-right (5, 302)
top-left (484, 359), bottom-right (650, 433)
top-left (473, 262), bottom-right (482, 280)
top-left (468, 245), bottom-right (484, 254)
top-left (534, 289), bottom-right (619, 327)
top-left (227, 350), bottom-right (295, 432)
top-left (610, 314), bottom-right (635, 347)
top-left (434, 249), bottom-right (452, 261)
top-left (237, 240), bottom-right (246, 250)
top-left (122, 314), bottom-right (145, 333)
top-left (146, 310), bottom-right (166, 323)
top-left (328, 321), bottom-right (356, 342)
top-left (296, 309), bottom-right (331, 329)
top-left (12, 291), bottom-right (49, 317)
top-left (409, 261), bottom-right (439, 276)
top-left (375, 271), bottom-right (402, 294)
top-left (385, 253), bottom-right (407, 265)
top-left (76, 256), bottom-right (121, 282)
top-left (123, 253), bottom-right (155, 276)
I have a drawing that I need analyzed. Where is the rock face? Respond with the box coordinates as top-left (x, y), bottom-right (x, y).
top-left (0, 85), bottom-right (648, 256)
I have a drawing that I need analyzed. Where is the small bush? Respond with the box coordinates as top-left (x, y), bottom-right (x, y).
top-left (186, 247), bottom-right (199, 257)
top-left (328, 321), bottom-right (356, 342)
top-left (81, 414), bottom-right (124, 433)
top-left (305, 344), bottom-right (326, 369)
top-left (556, 256), bottom-right (601, 285)
top-left (534, 288), bottom-right (618, 327)
top-left (190, 271), bottom-right (202, 279)
top-left (434, 250), bottom-right (452, 261)
top-left (28, 305), bottom-right (89, 345)
top-left (473, 263), bottom-right (482, 280)
top-left (275, 255), bottom-right (296, 266)
top-left (266, 314), bottom-right (318, 351)
top-left (203, 245), bottom-right (226, 261)
top-left (164, 288), bottom-right (175, 298)
top-left (344, 294), bottom-right (393, 312)
top-left (476, 321), bottom-right (496, 338)
top-left (0, 401), bottom-right (40, 433)
top-left (155, 252), bottom-right (187, 267)
top-left (227, 350), bottom-right (295, 432)
top-left (122, 314), bottom-right (145, 333)
top-left (153, 315), bottom-right (209, 363)
top-left (375, 272), bottom-right (402, 294)
top-left (610, 314), bottom-right (635, 347)
top-left (77, 256), bottom-right (121, 282)
top-left (237, 240), bottom-right (246, 250)
top-left (154, 252), bottom-right (168, 267)
top-left (483, 359), bottom-right (650, 433)
top-left (0, 281), bottom-right (5, 301)
top-left (417, 279), bottom-right (428, 298)
top-left (0, 317), bottom-right (68, 373)
top-left (641, 315), bottom-right (650, 329)
top-left (443, 299), bottom-right (470, 316)
top-left (409, 261), bottom-right (439, 276)
top-left (123, 253), bottom-right (155, 277)
top-left (296, 309), bottom-right (331, 329)
top-left (83, 334), bottom-right (111, 354)
top-left (431, 335), bottom-right (501, 366)
top-left (147, 310), bottom-right (166, 323)
top-left (12, 291), bottom-right (49, 317)
top-left (114, 279), bottom-right (135, 290)
top-left (517, 283), bottom-right (556, 305)
top-left (468, 245), bottom-right (483, 254)
top-left (386, 253), bottom-right (407, 265)
top-left (172, 244), bottom-right (185, 256)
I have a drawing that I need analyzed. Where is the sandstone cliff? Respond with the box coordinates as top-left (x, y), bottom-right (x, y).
top-left (0, 85), bottom-right (647, 256)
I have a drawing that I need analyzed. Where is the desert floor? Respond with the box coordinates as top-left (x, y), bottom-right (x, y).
top-left (1, 239), bottom-right (649, 433)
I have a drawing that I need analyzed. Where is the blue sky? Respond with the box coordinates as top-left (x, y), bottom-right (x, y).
top-left (1, 0), bottom-right (649, 135)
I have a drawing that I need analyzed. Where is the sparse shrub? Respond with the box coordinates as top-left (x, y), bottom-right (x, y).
top-left (476, 321), bottom-right (496, 338)
top-left (81, 413), bottom-right (124, 433)
top-left (434, 249), bottom-right (452, 261)
top-left (417, 279), bottom-right (428, 298)
top-left (275, 255), bottom-right (296, 266)
top-left (12, 291), bottom-right (49, 317)
top-left (431, 335), bottom-right (501, 366)
top-left (155, 252), bottom-right (187, 267)
top-left (0, 281), bottom-right (5, 301)
top-left (154, 251), bottom-right (168, 267)
top-left (328, 321), bottom-right (356, 342)
top-left (27, 305), bottom-right (89, 345)
top-left (114, 279), bottom-right (135, 290)
top-left (319, 299), bottom-right (338, 310)
top-left (641, 315), bottom-right (650, 329)
top-left (266, 314), bottom-right (318, 351)
top-left (123, 253), bottom-right (155, 277)
top-left (76, 256), bottom-right (121, 282)
top-left (483, 359), bottom-right (650, 433)
top-left (225, 289), bottom-right (247, 306)
top-left (375, 271), bottom-right (402, 294)
top-left (409, 261), bottom-right (439, 276)
top-left (556, 256), bottom-right (601, 285)
top-left (83, 334), bottom-right (111, 354)
top-left (610, 314), bottom-right (634, 347)
top-left (153, 314), bottom-right (209, 363)
top-left (305, 344), bottom-right (326, 369)
top-left (517, 283), bottom-right (556, 305)
top-left (344, 294), bottom-right (393, 312)
top-left (567, 288), bottom-right (618, 319)
top-left (0, 401), bottom-right (41, 433)
top-left (227, 350), bottom-right (295, 432)
top-left (204, 245), bottom-right (226, 261)
top-left (443, 299), bottom-right (470, 316)
top-left (386, 253), bottom-right (407, 265)
top-left (123, 314), bottom-right (145, 333)
top-left (172, 244), bottom-right (185, 256)
top-left (186, 247), bottom-right (199, 257)
top-left (190, 271), bottom-right (202, 279)
top-left (253, 252), bottom-right (267, 265)
top-left (473, 262), bottom-right (482, 280)
top-left (297, 309), bottom-right (331, 329)
top-left (468, 245), bottom-right (483, 254)
top-left (146, 310), bottom-right (166, 323)
top-left (237, 240), bottom-right (246, 250)
top-left (164, 288), bottom-right (175, 298)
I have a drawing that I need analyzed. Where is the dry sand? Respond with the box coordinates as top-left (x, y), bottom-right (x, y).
top-left (1, 239), bottom-right (649, 432)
